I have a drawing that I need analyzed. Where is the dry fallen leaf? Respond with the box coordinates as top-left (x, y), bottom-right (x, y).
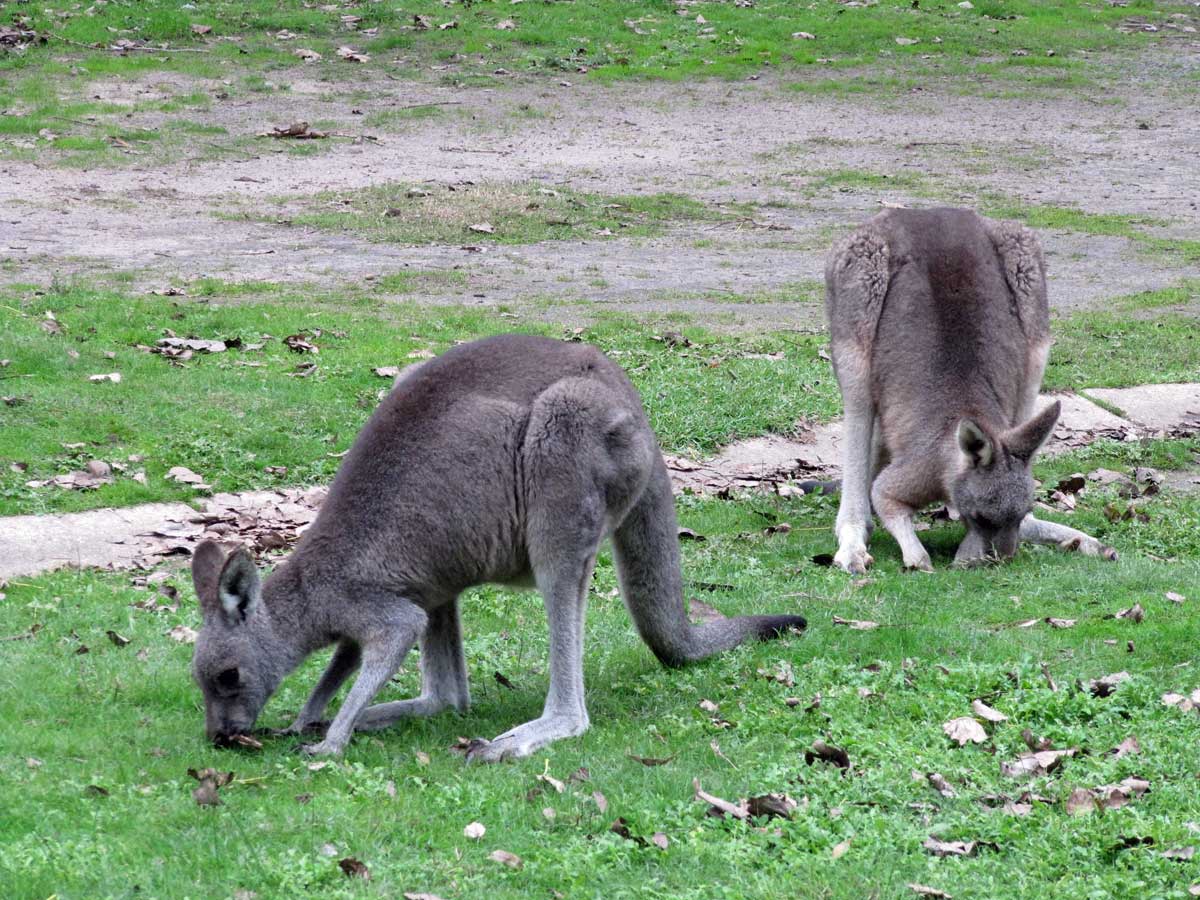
top-left (908, 885), bottom-right (952, 899)
top-left (1001, 747), bottom-right (1078, 778)
top-left (373, 366), bottom-right (402, 378)
top-left (167, 624), bottom-right (198, 643)
top-left (805, 740), bottom-right (850, 770)
top-left (404, 894), bottom-right (447, 900)
top-left (592, 791), bottom-right (608, 814)
top-left (923, 837), bottom-right (986, 857)
top-left (463, 822), bottom-right (485, 840)
top-left (488, 850), bottom-right (522, 869)
top-left (336, 46), bottom-right (370, 63)
top-left (1166, 591), bottom-right (1185, 604)
top-left (971, 700), bottom-right (1008, 723)
top-left (338, 858), bottom-right (370, 880)
top-left (88, 372), bottom-right (122, 384)
top-left (1109, 735), bottom-right (1141, 759)
top-left (106, 630), bottom-right (130, 647)
top-left (943, 717), bottom-right (988, 746)
top-left (832, 615), bottom-right (879, 630)
top-left (1113, 603), bottom-right (1145, 623)
top-left (1065, 787), bottom-right (1098, 816)
top-left (927, 773), bottom-right (956, 799)
top-left (693, 779), bottom-right (749, 820)
top-left (746, 794), bottom-right (797, 820)
top-left (468, 222), bottom-right (495, 234)
top-left (651, 832), bottom-right (669, 850)
top-left (1164, 847), bottom-right (1197, 861)
top-left (1087, 671), bottom-right (1131, 697)
top-left (188, 767), bottom-right (234, 807)
top-left (831, 838), bottom-right (851, 859)
top-left (627, 753), bottom-right (675, 767)
top-left (294, 48), bottom-right (322, 61)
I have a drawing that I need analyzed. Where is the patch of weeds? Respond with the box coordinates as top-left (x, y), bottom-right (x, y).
top-left (0, 284), bottom-right (835, 516)
top-left (251, 182), bottom-right (724, 246)
top-left (1108, 280), bottom-right (1200, 313)
top-left (361, 103), bottom-right (449, 128)
top-left (1047, 312), bottom-right (1200, 390)
top-left (985, 200), bottom-right (1199, 266)
top-left (370, 269), bottom-right (467, 294)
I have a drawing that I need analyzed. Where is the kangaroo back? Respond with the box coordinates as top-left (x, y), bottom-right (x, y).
top-left (866, 207), bottom-right (1048, 434)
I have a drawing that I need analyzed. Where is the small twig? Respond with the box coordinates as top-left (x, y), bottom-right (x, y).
top-left (47, 114), bottom-right (96, 128)
top-left (197, 140), bottom-right (257, 159)
top-left (438, 145), bottom-right (511, 155)
top-left (0, 373), bottom-right (35, 380)
top-left (393, 100), bottom-right (463, 110)
top-left (49, 33), bottom-right (210, 53)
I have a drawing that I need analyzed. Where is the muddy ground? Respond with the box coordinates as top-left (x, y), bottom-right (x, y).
top-left (2, 47), bottom-right (1199, 329)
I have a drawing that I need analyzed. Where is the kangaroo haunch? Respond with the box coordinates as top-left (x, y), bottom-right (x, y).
top-left (190, 334), bottom-right (807, 761)
top-left (824, 207), bottom-right (1118, 573)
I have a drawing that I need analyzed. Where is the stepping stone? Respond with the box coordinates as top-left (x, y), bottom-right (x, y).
top-left (1083, 383), bottom-right (1200, 433)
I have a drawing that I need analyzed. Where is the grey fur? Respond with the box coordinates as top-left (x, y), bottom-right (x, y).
top-left (190, 335), bottom-right (806, 760)
top-left (824, 207), bottom-right (1118, 572)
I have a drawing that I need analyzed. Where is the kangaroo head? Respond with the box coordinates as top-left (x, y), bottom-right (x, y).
top-left (190, 540), bottom-right (279, 744)
top-left (950, 401), bottom-right (1060, 565)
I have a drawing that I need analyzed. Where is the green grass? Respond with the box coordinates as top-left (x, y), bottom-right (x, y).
top-left (251, 183), bottom-right (724, 246)
top-left (1108, 280), bottom-right (1200, 313)
top-left (5, 0), bottom-right (1171, 86)
top-left (984, 202), bottom-right (1200, 267)
top-left (3, 281), bottom-right (1198, 518)
top-left (1045, 312), bottom-right (1200, 390)
top-left (3, 475), bottom-right (1200, 898)
top-left (0, 285), bottom-right (837, 517)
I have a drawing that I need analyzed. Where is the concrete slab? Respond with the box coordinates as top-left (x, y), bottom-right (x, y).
top-left (1037, 391), bottom-right (1140, 454)
top-left (0, 502), bottom-right (194, 580)
top-left (1083, 384), bottom-right (1200, 433)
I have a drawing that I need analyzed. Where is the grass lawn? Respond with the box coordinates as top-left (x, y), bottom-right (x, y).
top-left (1, 284), bottom-right (1198, 517)
top-left (2, 479), bottom-right (1199, 898)
top-left (2, 0), bottom-right (1185, 167)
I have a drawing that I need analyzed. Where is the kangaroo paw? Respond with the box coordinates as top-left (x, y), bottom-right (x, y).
top-left (298, 738), bottom-right (346, 757)
top-left (834, 544), bottom-right (873, 575)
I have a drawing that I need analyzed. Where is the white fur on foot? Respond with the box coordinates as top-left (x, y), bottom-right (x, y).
top-left (465, 715), bottom-right (588, 763)
top-left (300, 738), bottom-right (345, 757)
top-left (834, 544), bottom-right (874, 574)
top-left (902, 550), bottom-right (934, 573)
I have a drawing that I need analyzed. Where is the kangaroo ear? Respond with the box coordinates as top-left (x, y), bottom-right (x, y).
top-left (1004, 399), bottom-right (1060, 462)
top-left (217, 547), bottom-right (261, 624)
top-left (192, 540), bottom-right (229, 620)
top-left (957, 419), bottom-right (994, 468)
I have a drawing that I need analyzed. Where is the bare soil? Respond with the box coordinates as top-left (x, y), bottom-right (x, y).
top-left (3, 54), bottom-right (1198, 328)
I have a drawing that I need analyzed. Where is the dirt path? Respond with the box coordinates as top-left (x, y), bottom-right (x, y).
top-left (4, 385), bottom-right (1196, 580)
top-left (3, 61), bottom-right (1198, 327)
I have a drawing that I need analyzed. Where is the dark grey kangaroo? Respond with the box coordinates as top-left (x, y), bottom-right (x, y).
top-left (191, 335), bottom-right (806, 761)
top-left (825, 207), bottom-right (1118, 572)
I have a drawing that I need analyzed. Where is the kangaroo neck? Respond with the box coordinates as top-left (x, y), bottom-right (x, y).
top-left (258, 556), bottom-right (327, 661)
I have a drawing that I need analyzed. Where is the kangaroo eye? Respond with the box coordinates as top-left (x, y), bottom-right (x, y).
top-left (216, 668), bottom-right (241, 691)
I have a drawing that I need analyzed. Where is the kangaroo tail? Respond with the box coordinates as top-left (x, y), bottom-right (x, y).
top-left (612, 459), bottom-right (807, 668)
top-left (794, 479), bottom-right (841, 496)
